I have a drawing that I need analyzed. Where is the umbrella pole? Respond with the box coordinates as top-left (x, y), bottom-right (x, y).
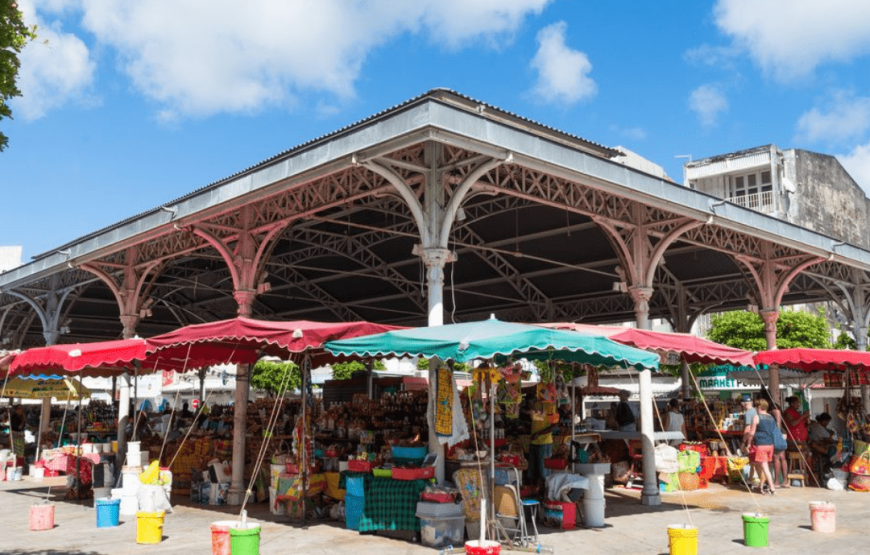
top-left (36, 398), bottom-right (50, 462)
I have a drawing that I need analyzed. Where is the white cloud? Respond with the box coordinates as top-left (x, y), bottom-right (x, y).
top-left (610, 125), bottom-right (647, 141)
top-left (796, 91), bottom-right (870, 145)
top-left (529, 22), bottom-right (596, 105)
top-left (11, 0), bottom-right (96, 120)
top-left (57, 0), bottom-right (550, 121)
top-left (714, 0), bottom-right (870, 81)
top-left (838, 143), bottom-right (870, 194)
top-left (688, 85), bottom-right (728, 127)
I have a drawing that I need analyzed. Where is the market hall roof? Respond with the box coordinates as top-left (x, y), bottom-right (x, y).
top-left (0, 89), bottom-right (867, 346)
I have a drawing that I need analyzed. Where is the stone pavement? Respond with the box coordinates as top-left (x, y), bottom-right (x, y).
top-left (1, 475), bottom-right (865, 554)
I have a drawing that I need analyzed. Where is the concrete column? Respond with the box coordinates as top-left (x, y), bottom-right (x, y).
top-left (760, 310), bottom-right (780, 402)
top-left (639, 369), bottom-right (660, 506)
top-left (227, 363), bottom-right (250, 505)
top-left (680, 361), bottom-right (692, 400)
top-left (627, 285), bottom-right (660, 505)
top-left (422, 247), bottom-right (454, 484)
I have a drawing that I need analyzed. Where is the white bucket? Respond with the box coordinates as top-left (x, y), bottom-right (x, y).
top-left (122, 471), bottom-right (142, 494)
top-left (111, 488), bottom-right (124, 500)
top-left (31, 467), bottom-right (45, 480)
top-left (139, 451), bottom-right (150, 467)
top-left (119, 495), bottom-right (138, 516)
top-left (127, 450), bottom-right (142, 468)
top-left (8, 467), bottom-right (22, 481)
top-left (82, 443), bottom-right (96, 454)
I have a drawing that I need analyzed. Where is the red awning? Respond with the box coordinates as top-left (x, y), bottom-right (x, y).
top-left (541, 323), bottom-right (755, 367)
top-left (145, 317), bottom-right (405, 369)
top-left (9, 339), bottom-right (148, 377)
top-left (754, 348), bottom-right (870, 372)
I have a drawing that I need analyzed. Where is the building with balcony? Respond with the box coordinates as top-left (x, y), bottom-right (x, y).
top-left (684, 144), bottom-right (870, 249)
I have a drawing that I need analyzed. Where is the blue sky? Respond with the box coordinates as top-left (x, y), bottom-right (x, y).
top-left (4, 0), bottom-right (870, 262)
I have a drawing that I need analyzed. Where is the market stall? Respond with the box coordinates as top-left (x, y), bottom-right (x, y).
top-left (325, 317), bottom-right (659, 548)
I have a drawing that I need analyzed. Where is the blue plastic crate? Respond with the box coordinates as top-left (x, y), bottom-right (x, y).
top-left (345, 494), bottom-right (365, 530)
top-left (346, 476), bottom-right (366, 497)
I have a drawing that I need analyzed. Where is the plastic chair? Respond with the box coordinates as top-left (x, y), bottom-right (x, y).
top-left (494, 484), bottom-right (531, 547)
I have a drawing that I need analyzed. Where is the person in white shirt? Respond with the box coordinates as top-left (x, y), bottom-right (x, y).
top-left (663, 399), bottom-right (686, 447)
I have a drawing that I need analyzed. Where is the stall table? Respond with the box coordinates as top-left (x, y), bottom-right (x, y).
top-left (337, 475), bottom-right (429, 532)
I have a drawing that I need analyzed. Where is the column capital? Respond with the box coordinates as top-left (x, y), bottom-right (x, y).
top-left (759, 309), bottom-right (779, 328)
top-left (120, 314), bottom-right (140, 340)
top-left (627, 285), bottom-right (654, 304)
top-left (413, 245), bottom-right (457, 268)
top-left (233, 290), bottom-right (257, 317)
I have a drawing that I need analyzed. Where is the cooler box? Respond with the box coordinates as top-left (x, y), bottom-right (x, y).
top-left (416, 501), bottom-right (465, 548)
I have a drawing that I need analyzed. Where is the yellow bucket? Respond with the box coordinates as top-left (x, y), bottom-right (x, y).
top-left (111, 440), bottom-right (118, 452)
top-left (667, 525), bottom-right (698, 555)
top-left (136, 511), bottom-right (165, 544)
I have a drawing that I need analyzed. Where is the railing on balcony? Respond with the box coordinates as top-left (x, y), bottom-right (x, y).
top-left (727, 190), bottom-right (774, 213)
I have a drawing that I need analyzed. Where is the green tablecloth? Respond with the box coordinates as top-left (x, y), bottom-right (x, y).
top-left (357, 477), bottom-right (428, 532)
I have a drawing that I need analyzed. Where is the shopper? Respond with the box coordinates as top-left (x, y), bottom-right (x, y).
top-left (740, 394), bottom-right (758, 484)
top-left (663, 399), bottom-right (686, 447)
top-left (761, 388), bottom-right (788, 488)
top-left (615, 390), bottom-right (636, 432)
top-left (749, 399), bottom-right (778, 494)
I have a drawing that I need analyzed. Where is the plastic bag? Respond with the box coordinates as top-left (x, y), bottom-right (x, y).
top-left (827, 477), bottom-right (844, 491)
top-left (655, 444), bottom-right (679, 474)
top-left (139, 461), bottom-right (160, 485)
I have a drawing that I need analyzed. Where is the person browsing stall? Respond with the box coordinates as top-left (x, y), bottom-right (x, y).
top-left (663, 399), bottom-right (687, 447)
top-left (749, 399), bottom-right (778, 494)
top-left (740, 394), bottom-right (759, 484)
top-left (615, 390), bottom-right (637, 432)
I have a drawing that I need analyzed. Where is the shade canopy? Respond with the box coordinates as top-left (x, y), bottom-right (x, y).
top-left (3, 374), bottom-right (91, 400)
top-left (754, 348), bottom-right (870, 372)
top-left (325, 318), bottom-right (659, 371)
top-left (542, 323), bottom-right (755, 367)
top-left (9, 339), bottom-right (148, 377)
top-left (145, 317), bottom-right (404, 369)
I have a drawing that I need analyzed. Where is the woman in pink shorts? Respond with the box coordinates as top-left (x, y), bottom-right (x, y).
top-left (749, 399), bottom-right (778, 494)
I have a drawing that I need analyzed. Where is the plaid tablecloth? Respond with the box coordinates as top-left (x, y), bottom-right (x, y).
top-left (357, 477), bottom-right (428, 532)
top-left (338, 470), bottom-right (373, 492)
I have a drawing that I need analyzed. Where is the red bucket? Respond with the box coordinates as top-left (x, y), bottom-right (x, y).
top-left (210, 520), bottom-right (237, 555)
top-left (29, 504), bottom-right (55, 531)
top-left (465, 540), bottom-right (501, 555)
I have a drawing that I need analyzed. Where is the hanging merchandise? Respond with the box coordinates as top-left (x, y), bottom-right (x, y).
top-left (537, 382), bottom-right (559, 424)
top-left (497, 363), bottom-right (522, 419)
top-left (435, 366), bottom-right (453, 438)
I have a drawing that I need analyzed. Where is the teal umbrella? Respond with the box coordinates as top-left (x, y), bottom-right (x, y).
top-left (325, 317), bottom-right (659, 371)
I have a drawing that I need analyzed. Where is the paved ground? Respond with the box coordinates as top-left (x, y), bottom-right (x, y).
top-left (1, 475), bottom-right (865, 554)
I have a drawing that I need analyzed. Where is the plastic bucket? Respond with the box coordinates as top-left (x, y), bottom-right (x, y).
top-left (8, 467), bottom-right (22, 481)
top-left (667, 524), bottom-right (698, 555)
top-left (742, 513), bottom-right (769, 548)
top-left (809, 501), bottom-right (836, 533)
top-left (31, 466), bottom-right (45, 480)
top-left (229, 523), bottom-right (261, 555)
top-left (111, 440), bottom-right (118, 452)
top-left (211, 520), bottom-right (238, 555)
top-left (136, 510), bottom-right (165, 544)
top-left (464, 540), bottom-right (501, 555)
top-left (95, 498), bottom-right (121, 528)
top-left (120, 496), bottom-right (138, 516)
top-left (29, 504), bottom-right (55, 531)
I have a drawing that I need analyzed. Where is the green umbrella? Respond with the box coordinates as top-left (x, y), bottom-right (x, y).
top-left (325, 317), bottom-right (659, 371)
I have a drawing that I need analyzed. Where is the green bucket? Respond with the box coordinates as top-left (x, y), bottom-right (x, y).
top-left (229, 523), bottom-right (261, 555)
top-left (742, 513), bottom-right (769, 548)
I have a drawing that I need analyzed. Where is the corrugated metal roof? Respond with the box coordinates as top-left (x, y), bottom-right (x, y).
top-left (32, 89), bottom-right (617, 261)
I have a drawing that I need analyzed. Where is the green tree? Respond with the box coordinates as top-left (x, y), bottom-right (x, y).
top-left (250, 359), bottom-right (301, 396)
top-left (1, 3), bottom-right (37, 151)
top-left (706, 308), bottom-right (833, 350)
top-left (415, 357), bottom-right (470, 373)
top-left (330, 359), bottom-right (386, 380)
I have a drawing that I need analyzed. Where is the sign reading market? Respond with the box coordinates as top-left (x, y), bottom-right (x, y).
top-left (698, 367), bottom-right (753, 391)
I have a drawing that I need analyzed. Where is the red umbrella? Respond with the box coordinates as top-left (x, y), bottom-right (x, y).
top-left (754, 348), bottom-right (870, 372)
top-left (145, 317), bottom-right (404, 367)
top-left (9, 339), bottom-right (148, 377)
top-left (541, 323), bottom-right (755, 367)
